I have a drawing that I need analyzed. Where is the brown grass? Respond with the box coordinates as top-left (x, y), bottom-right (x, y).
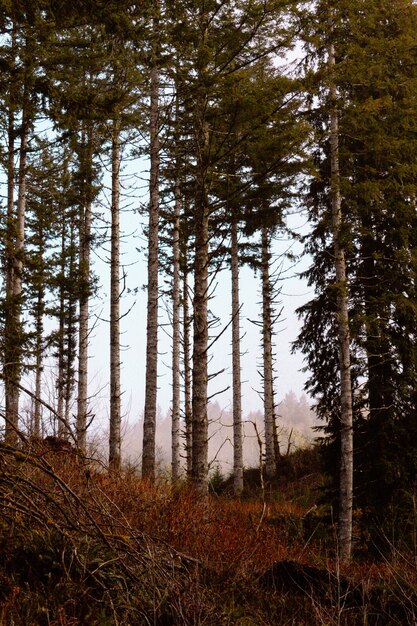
top-left (1, 444), bottom-right (417, 625)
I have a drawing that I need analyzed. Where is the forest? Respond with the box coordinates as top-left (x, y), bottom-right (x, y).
top-left (1, 0), bottom-right (417, 624)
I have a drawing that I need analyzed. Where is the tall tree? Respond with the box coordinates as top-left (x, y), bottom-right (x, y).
top-left (142, 0), bottom-right (161, 482)
top-left (328, 27), bottom-right (353, 562)
top-left (297, 0), bottom-right (417, 556)
top-left (109, 117), bottom-right (121, 470)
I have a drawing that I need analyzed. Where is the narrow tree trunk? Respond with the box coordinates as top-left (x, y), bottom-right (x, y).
top-left (33, 279), bottom-right (44, 438)
top-left (5, 83), bottom-right (29, 444)
top-left (329, 38), bottom-right (354, 562)
top-left (56, 223), bottom-right (66, 435)
top-left (171, 176), bottom-right (181, 482)
top-left (64, 213), bottom-right (78, 431)
top-left (142, 19), bottom-right (160, 481)
top-left (109, 119), bottom-right (122, 471)
top-left (4, 89), bottom-right (17, 443)
top-left (183, 261), bottom-right (193, 479)
top-left (191, 7), bottom-right (210, 494)
top-left (231, 215), bottom-right (243, 496)
top-left (261, 224), bottom-right (276, 481)
top-left (77, 123), bottom-right (93, 452)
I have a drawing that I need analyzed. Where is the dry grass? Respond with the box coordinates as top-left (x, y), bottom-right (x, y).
top-left (1, 443), bottom-right (416, 625)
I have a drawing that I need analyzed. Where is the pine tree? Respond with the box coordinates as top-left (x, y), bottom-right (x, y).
top-left (297, 0), bottom-right (417, 555)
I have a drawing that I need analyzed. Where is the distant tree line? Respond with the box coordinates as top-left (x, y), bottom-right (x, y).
top-left (0, 0), bottom-right (416, 561)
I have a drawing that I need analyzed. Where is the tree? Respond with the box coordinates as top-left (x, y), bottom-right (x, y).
top-left (327, 26), bottom-right (353, 562)
top-left (142, 0), bottom-right (161, 482)
top-left (297, 0), bottom-right (417, 556)
top-left (1, 14), bottom-right (39, 443)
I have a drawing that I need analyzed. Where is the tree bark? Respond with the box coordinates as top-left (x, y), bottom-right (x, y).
top-left (33, 272), bottom-right (44, 438)
top-left (142, 17), bottom-right (160, 481)
top-left (329, 38), bottom-right (354, 562)
top-left (231, 215), bottom-right (243, 496)
top-left (191, 7), bottom-right (210, 494)
top-left (5, 68), bottom-right (29, 444)
top-left (171, 175), bottom-right (181, 482)
top-left (261, 224), bottom-right (277, 481)
top-left (64, 215), bottom-right (77, 432)
top-left (4, 70), bottom-right (17, 444)
top-left (77, 123), bottom-right (93, 453)
top-left (183, 259), bottom-right (193, 479)
top-left (109, 118), bottom-right (122, 471)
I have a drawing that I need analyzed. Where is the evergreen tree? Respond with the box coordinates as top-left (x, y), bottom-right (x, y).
top-left (297, 0), bottom-right (417, 554)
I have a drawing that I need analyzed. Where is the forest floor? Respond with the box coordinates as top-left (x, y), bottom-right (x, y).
top-left (0, 441), bottom-right (416, 625)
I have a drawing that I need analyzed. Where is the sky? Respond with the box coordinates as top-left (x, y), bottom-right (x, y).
top-left (87, 150), bottom-right (314, 431)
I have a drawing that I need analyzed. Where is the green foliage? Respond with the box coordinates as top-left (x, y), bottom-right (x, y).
top-left (296, 0), bottom-right (417, 554)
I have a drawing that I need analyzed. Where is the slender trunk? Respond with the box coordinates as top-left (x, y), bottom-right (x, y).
top-left (171, 177), bottom-right (181, 482)
top-left (329, 38), bottom-right (354, 562)
top-left (109, 119), bottom-right (122, 471)
top-left (4, 88), bottom-right (16, 443)
top-left (191, 7), bottom-right (210, 494)
top-left (64, 213), bottom-right (77, 430)
top-left (231, 216), bottom-right (243, 496)
top-left (5, 81), bottom-right (29, 443)
top-left (57, 224), bottom-right (66, 435)
top-left (77, 123), bottom-right (93, 452)
top-left (33, 278), bottom-right (44, 438)
top-left (142, 20), bottom-right (160, 481)
top-left (183, 261), bottom-right (193, 479)
top-left (261, 224), bottom-right (276, 480)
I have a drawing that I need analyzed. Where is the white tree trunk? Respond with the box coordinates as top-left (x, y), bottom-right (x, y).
top-left (329, 38), bottom-right (354, 562)
top-left (4, 86), bottom-right (17, 444)
top-left (261, 224), bottom-right (277, 480)
top-left (77, 124), bottom-right (93, 453)
top-left (5, 84), bottom-right (28, 443)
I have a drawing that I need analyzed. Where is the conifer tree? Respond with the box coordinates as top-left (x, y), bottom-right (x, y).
top-left (297, 0), bottom-right (417, 555)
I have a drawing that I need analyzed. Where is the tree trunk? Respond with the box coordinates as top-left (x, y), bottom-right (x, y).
top-left (142, 19), bottom-right (160, 481)
top-left (190, 6), bottom-right (211, 494)
top-left (64, 213), bottom-right (78, 432)
top-left (171, 175), bottom-right (181, 482)
top-left (109, 118), bottom-right (122, 471)
top-left (5, 75), bottom-right (29, 444)
top-left (183, 260), bottom-right (193, 479)
top-left (261, 224), bottom-right (277, 481)
top-left (77, 123), bottom-right (93, 453)
top-left (231, 215), bottom-right (243, 496)
top-left (329, 38), bottom-right (354, 562)
top-left (56, 223), bottom-right (66, 435)
top-left (33, 278), bottom-right (44, 438)
top-left (4, 78), bottom-right (17, 444)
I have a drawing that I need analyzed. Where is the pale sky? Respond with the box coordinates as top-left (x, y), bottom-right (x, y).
top-left (88, 155), bottom-right (313, 429)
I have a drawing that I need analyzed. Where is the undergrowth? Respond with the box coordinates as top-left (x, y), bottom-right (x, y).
top-left (1, 442), bottom-right (416, 625)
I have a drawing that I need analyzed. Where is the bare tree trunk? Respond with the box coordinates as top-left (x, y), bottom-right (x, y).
top-left (261, 224), bottom-right (276, 481)
top-left (231, 215), bottom-right (243, 496)
top-left (4, 79), bottom-right (17, 443)
top-left (77, 123), bottom-right (93, 453)
top-left (64, 214), bottom-right (77, 432)
top-left (171, 176), bottom-right (181, 482)
top-left (183, 261), bottom-right (193, 479)
top-left (5, 77), bottom-right (29, 444)
top-left (56, 224), bottom-right (66, 435)
top-left (109, 119), bottom-right (122, 471)
top-left (329, 38), bottom-right (354, 562)
top-left (191, 8), bottom-right (211, 493)
top-left (33, 280), bottom-right (44, 438)
top-left (142, 18), bottom-right (160, 481)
